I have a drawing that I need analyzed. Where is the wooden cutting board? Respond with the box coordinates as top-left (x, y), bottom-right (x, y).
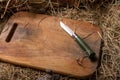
top-left (0, 12), bottom-right (101, 77)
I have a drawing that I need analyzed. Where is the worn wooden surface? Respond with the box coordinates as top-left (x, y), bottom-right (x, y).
top-left (0, 12), bottom-right (101, 77)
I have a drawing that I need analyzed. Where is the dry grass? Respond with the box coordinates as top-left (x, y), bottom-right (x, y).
top-left (0, 0), bottom-right (120, 80)
top-left (97, 5), bottom-right (120, 80)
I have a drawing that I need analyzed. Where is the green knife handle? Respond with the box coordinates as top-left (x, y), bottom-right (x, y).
top-left (74, 33), bottom-right (96, 61)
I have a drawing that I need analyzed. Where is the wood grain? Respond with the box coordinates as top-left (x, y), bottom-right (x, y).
top-left (0, 12), bottom-right (101, 77)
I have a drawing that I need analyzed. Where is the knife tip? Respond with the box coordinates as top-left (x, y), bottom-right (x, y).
top-left (60, 21), bottom-right (63, 25)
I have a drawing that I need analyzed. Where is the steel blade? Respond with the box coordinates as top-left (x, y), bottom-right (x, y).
top-left (60, 21), bottom-right (74, 36)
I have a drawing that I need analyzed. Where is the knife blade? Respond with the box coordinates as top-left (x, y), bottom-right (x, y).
top-left (60, 21), bottom-right (96, 61)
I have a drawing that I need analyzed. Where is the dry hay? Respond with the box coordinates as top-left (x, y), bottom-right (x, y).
top-left (0, 0), bottom-right (115, 18)
top-left (97, 5), bottom-right (120, 80)
top-left (0, 0), bottom-right (120, 80)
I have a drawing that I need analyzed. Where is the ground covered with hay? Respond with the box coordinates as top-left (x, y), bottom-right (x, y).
top-left (0, 0), bottom-right (120, 80)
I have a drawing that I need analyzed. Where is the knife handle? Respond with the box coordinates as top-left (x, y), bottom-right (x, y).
top-left (74, 33), bottom-right (96, 61)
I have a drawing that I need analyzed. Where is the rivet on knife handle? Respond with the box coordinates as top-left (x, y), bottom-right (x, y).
top-left (60, 21), bottom-right (96, 61)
